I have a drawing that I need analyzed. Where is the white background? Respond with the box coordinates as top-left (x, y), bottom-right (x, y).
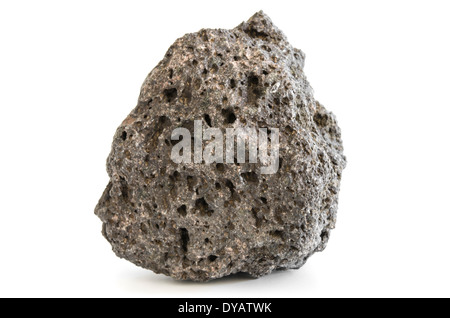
top-left (1, 0), bottom-right (449, 298)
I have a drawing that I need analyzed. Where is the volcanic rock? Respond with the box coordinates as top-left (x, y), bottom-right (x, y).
top-left (95, 11), bottom-right (346, 281)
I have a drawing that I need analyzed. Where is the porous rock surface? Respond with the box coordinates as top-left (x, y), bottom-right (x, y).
top-left (95, 11), bottom-right (346, 281)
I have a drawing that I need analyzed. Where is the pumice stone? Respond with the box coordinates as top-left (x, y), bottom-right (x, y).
top-left (95, 11), bottom-right (346, 281)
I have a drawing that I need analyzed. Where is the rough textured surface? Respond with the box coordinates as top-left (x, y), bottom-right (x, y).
top-left (95, 11), bottom-right (346, 281)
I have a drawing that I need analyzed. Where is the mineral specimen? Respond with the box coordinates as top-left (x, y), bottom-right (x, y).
top-left (95, 11), bottom-right (346, 281)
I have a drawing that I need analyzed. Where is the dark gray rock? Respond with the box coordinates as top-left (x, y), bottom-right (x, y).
top-left (95, 11), bottom-right (346, 281)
